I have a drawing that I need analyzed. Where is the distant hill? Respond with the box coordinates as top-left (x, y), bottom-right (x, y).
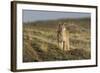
top-left (24, 18), bottom-right (90, 33)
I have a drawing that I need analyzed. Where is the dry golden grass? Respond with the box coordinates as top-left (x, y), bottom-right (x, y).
top-left (23, 18), bottom-right (91, 62)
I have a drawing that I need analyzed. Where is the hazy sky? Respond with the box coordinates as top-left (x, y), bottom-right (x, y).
top-left (22, 10), bottom-right (91, 23)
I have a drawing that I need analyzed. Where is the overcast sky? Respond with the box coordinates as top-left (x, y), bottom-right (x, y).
top-left (22, 10), bottom-right (91, 23)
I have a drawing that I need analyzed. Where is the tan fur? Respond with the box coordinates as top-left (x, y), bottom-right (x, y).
top-left (57, 23), bottom-right (70, 51)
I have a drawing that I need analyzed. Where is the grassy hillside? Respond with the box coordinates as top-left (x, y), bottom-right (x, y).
top-left (23, 18), bottom-right (91, 62)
